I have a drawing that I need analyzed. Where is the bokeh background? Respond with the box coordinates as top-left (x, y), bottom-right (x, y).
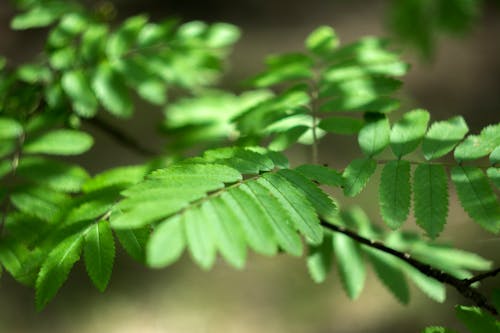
top-left (0, 1), bottom-right (499, 332)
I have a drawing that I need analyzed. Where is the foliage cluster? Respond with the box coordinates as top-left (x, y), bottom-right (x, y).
top-left (0, 1), bottom-right (499, 332)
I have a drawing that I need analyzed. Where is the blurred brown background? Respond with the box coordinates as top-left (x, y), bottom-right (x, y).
top-left (0, 1), bottom-right (499, 332)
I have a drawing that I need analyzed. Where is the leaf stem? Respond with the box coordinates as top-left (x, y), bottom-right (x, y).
top-left (320, 219), bottom-right (499, 316)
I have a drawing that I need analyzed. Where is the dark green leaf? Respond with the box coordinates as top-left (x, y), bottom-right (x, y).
top-left (342, 158), bottom-right (377, 197)
top-left (451, 166), bottom-right (500, 233)
top-left (379, 160), bottom-right (411, 229)
top-left (455, 306), bottom-right (500, 333)
top-left (115, 228), bottom-right (150, 263)
top-left (414, 164), bottom-right (449, 238)
top-left (422, 116), bottom-right (469, 160)
top-left (319, 116), bottom-right (364, 135)
top-left (35, 233), bottom-right (83, 310)
top-left (390, 109), bottom-right (430, 157)
top-left (84, 221), bottom-right (115, 292)
top-left (358, 113), bottom-right (390, 157)
top-left (295, 164), bottom-right (344, 187)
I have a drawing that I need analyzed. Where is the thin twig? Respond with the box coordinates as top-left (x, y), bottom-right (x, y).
top-left (86, 116), bottom-right (159, 157)
top-left (320, 220), bottom-right (499, 316)
top-left (465, 268), bottom-right (500, 286)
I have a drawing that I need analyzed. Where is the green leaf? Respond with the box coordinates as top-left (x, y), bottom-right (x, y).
top-left (17, 157), bottom-right (89, 193)
top-left (403, 264), bottom-right (446, 303)
top-left (244, 182), bottom-right (303, 256)
top-left (258, 173), bottom-right (323, 244)
top-left (454, 123), bottom-right (500, 162)
top-left (0, 240), bottom-right (37, 285)
top-left (318, 116), bottom-right (364, 135)
top-left (414, 164), bottom-right (449, 238)
top-left (334, 232), bottom-right (366, 299)
top-left (0, 117), bottom-right (23, 139)
top-left (92, 63), bottom-right (133, 117)
top-left (61, 70), bottom-right (98, 118)
top-left (379, 160), bottom-right (411, 229)
top-left (487, 168), bottom-right (500, 189)
top-left (390, 109), bottom-right (430, 157)
top-left (306, 26), bottom-right (339, 56)
top-left (200, 199), bottom-right (247, 269)
top-left (422, 116), bottom-right (469, 160)
top-left (277, 169), bottom-right (338, 220)
top-left (307, 234), bottom-right (333, 283)
top-left (183, 207), bottom-right (217, 270)
top-left (295, 164), bottom-right (344, 187)
top-left (84, 221), bottom-right (115, 292)
top-left (115, 227), bottom-right (150, 263)
top-left (358, 113), bottom-right (390, 157)
top-left (455, 306), bottom-right (500, 333)
top-left (106, 15), bottom-right (148, 59)
top-left (35, 233), bottom-right (83, 310)
top-left (11, 6), bottom-right (61, 30)
top-left (146, 215), bottom-right (185, 268)
top-left (24, 130), bottom-right (93, 155)
top-left (490, 146), bottom-right (500, 165)
top-left (206, 23), bottom-right (241, 48)
top-left (10, 186), bottom-right (68, 223)
top-left (342, 158), bottom-right (377, 197)
top-left (451, 166), bottom-right (500, 233)
top-left (83, 165), bottom-right (147, 193)
top-left (223, 188), bottom-right (277, 256)
top-left (365, 249), bottom-right (410, 304)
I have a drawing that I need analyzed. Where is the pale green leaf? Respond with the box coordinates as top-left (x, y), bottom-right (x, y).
top-left (379, 160), bottom-right (411, 229)
top-left (342, 158), bottom-right (377, 197)
top-left (358, 113), bottom-right (390, 157)
top-left (201, 199), bottom-right (247, 269)
top-left (306, 26), bottom-right (339, 56)
top-left (277, 169), bottom-right (338, 220)
top-left (0, 117), bottom-right (23, 139)
top-left (454, 123), bottom-right (500, 161)
top-left (334, 232), bottom-right (366, 299)
top-left (11, 7), bottom-right (61, 30)
top-left (244, 182), bottom-right (303, 256)
top-left (10, 186), bottom-right (68, 223)
top-left (206, 23), bottom-right (241, 48)
top-left (307, 235), bottom-right (333, 283)
top-left (61, 70), bottom-right (98, 118)
top-left (92, 63), bottom-right (133, 117)
top-left (422, 116), bottom-right (469, 160)
top-left (259, 173), bottom-right (323, 244)
top-left (224, 188), bottom-right (277, 256)
top-left (24, 130), bottom-right (93, 155)
top-left (146, 215), bottom-right (185, 268)
top-left (84, 221), bottom-right (115, 292)
top-left (183, 207), bottom-right (217, 270)
top-left (451, 166), bottom-right (500, 233)
top-left (35, 234), bottom-right (83, 310)
top-left (414, 164), bottom-right (449, 238)
top-left (403, 263), bottom-right (445, 302)
top-left (490, 146), bottom-right (500, 165)
top-left (390, 109), bottom-right (430, 157)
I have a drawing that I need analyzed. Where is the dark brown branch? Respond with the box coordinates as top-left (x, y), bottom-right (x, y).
top-left (86, 117), bottom-right (159, 157)
top-left (465, 268), bottom-right (500, 286)
top-left (320, 220), bottom-right (499, 316)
